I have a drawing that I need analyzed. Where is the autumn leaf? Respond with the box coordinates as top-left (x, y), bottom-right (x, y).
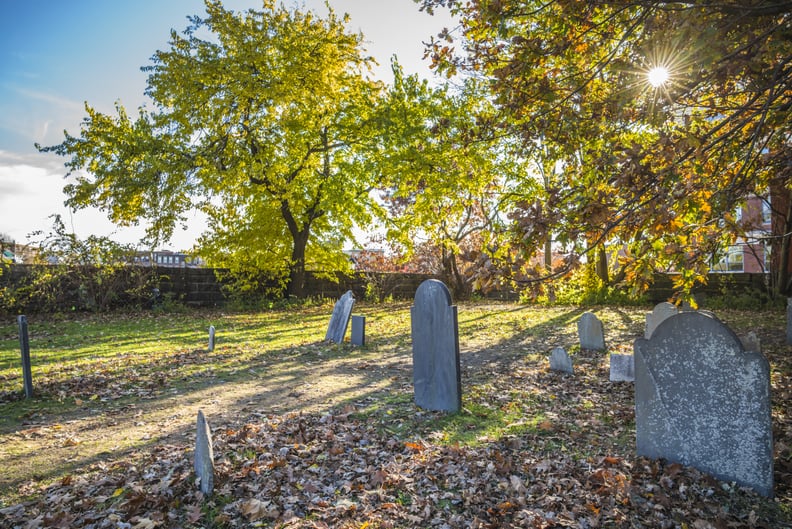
top-left (239, 498), bottom-right (279, 522)
top-left (131, 518), bottom-right (160, 529)
top-left (185, 504), bottom-right (202, 524)
top-left (404, 441), bottom-right (424, 452)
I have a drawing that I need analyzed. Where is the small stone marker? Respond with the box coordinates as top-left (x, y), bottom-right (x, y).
top-left (609, 353), bottom-right (634, 382)
top-left (645, 302), bottom-right (678, 339)
top-left (634, 311), bottom-right (773, 497)
top-left (325, 290), bottom-right (355, 343)
top-left (17, 315), bottom-right (33, 399)
top-left (411, 280), bottom-right (461, 412)
top-left (549, 346), bottom-right (573, 374)
top-left (351, 315), bottom-right (365, 346)
top-left (195, 410), bottom-right (215, 496)
top-left (208, 325), bottom-right (216, 352)
top-left (740, 331), bottom-right (761, 353)
top-left (577, 312), bottom-right (605, 350)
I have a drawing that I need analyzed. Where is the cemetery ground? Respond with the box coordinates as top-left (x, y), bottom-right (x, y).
top-left (0, 302), bottom-right (791, 528)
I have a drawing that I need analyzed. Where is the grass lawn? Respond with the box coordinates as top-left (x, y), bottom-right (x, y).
top-left (0, 301), bottom-right (790, 527)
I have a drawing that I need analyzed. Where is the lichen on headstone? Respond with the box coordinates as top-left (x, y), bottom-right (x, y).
top-left (634, 311), bottom-right (773, 497)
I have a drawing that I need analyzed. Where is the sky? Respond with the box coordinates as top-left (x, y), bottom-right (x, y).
top-left (0, 0), bottom-right (455, 251)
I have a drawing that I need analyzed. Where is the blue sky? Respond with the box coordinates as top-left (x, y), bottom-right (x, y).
top-left (0, 0), bottom-right (454, 250)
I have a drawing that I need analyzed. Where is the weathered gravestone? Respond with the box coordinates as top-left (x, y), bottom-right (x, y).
top-left (351, 315), bottom-right (366, 346)
top-left (549, 346), bottom-right (573, 374)
top-left (411, 280), bottom-right (461, 412)
top-left (208, 325), bottom-right (216, 352)
top-left (609, 353), bottom-right (634, 382)
top-left (741, 331), bottom-right (761, 354)
top-left (634, 312), bottom-right (773, 497)
top-left (325, 290), bottom-right (355, 343)
top-left (195, 410), bottom-right (215, 496)
top-left (577, 312), bottom-right (605, 351)
top-left (787, 298), bottom-right (792, 345)
top-left (644, 302), bottom-right (678, 339)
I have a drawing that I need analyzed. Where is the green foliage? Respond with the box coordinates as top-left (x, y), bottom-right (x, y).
top-left (420, 0), bottom-right (792, 299)
top-left (703, 275), bottom-right (784, 311)
top-left (378, 72), bottom-right (528, 297)
top-left (528, 265), bottom-right (647, 307)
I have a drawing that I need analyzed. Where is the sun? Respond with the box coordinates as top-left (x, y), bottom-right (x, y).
top-left (647, 66), bottom-right (670, 88)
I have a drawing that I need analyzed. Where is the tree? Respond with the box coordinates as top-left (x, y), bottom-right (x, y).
top-left (39, 0), bottom-right (384, 296)
top-left (376, 67), bottom-right (528, 297)
top-left (418, 0), bottom-right (792, 298)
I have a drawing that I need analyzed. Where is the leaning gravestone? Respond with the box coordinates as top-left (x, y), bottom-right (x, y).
top-left (577, 312), bottom-right (605, 350)
top-left (549, 346), bottom-right (573, 374)
top-left (411, 280), bottom-right (461, 412)
top-left (325, 290), bottom-right (355, 343)
top-left (644, 302), bottom-right (678, 339)
top-left (634, 311), bottom-right (773, 497)
top-left (195, 410), bottom-right (215, 496)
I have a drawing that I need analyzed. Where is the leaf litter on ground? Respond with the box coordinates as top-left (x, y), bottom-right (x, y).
top-left (0, 303), bottom-right (790, 528)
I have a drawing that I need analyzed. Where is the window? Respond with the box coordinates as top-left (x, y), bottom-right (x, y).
top-left (712, 245), bottom-right (744, 272)
top-left (762, 200), bottom-right (772, 225)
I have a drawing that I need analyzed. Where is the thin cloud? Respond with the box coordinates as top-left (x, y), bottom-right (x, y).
top-left (9, 85), bottom-right (83, 111)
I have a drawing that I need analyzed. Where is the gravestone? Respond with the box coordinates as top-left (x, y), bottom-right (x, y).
top-left (549, 347), bottom-right (573, 374)
top-left (740, 331), bottom-right (761, 354)
top-left (609, 353), bottom-right (634, 382)
top-left (787, 298), bottom-right (792, 345)
top-left (411, 279), bottom-right (461, 412)
top-left (208, 325), bottom-right (216, 352)
top-left (17, 315), bottom-right (33, 398)
top-left (325, 290), bottom-right (355, 343)
top-left (351, 315), bottom-right (366, 346)
top-left (644, 302), bottom-right (678, 339)
top-left (577, 312), bottom-right (605, 350)
top-left (195, 410), bottom-right (215, 496)
top-left (634, 311), bottom-right (773, 497)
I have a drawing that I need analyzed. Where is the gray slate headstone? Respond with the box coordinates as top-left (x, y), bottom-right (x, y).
top-left (609, 353), bottom-right (634, 382)
top-left (549, 347), bottom-right (573, 374)
top-left (645, 302), bottom-right (678, 339)
top-left (208, 325), bottom-right (216, 352)
top-left (351, 315), bottom-right (366, 346)
top-left (411, 280), bottom-right (461, 412)
top-left (325, 290), bottom-right (355, 343)
top-left (577, 312), bottom-right (605, 350)
top-left (634, 312), bottom-right (773, 497)
top-left (787, 298), bottom-right (792, 345)
top-left (195, 410), bottom-right (214, 496)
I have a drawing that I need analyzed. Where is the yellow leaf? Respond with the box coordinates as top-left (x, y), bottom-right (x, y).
top-left (112, 488), bottom-right (124, 498)
top-left (132, 518), bottom-right (159, 529)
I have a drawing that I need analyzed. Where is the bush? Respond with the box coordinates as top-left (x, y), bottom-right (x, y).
top-left (526, 266), bottom-right (647, 307)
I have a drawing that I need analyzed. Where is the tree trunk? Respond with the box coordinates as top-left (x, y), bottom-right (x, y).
top-left (442, 248), bottom-right (470, 300)
top-left (286, 228), bottom-right (310, 298)
top-left (775, 200), bottom-right (792, 296)
top-left (595, 245), bottom-right (609, 284)
top-left (544, 237), bottom-right (552, 271)
top-left (770, 183), bottom-right (792, 297)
